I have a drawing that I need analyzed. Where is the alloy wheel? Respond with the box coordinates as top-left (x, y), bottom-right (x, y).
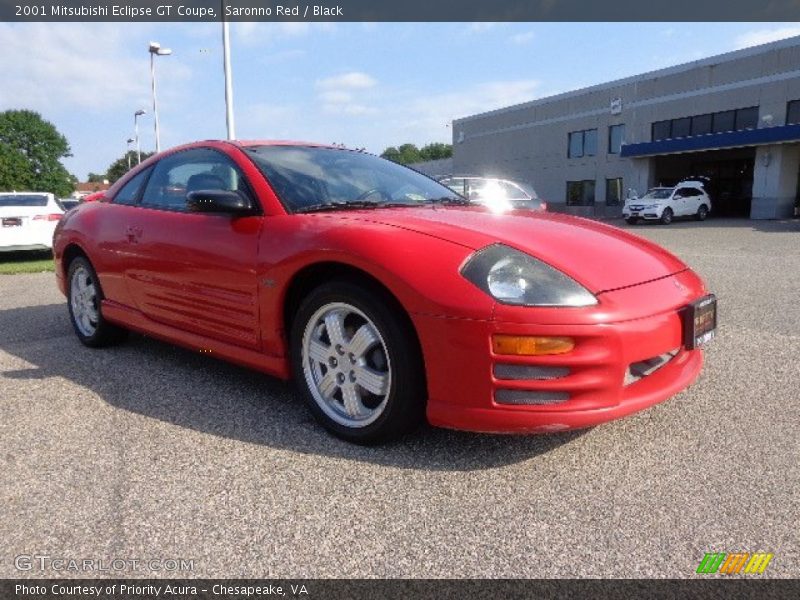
top-left (70, 264), bottom-right (99, 337)
top-left (301, 302), bottom-right (392, 428)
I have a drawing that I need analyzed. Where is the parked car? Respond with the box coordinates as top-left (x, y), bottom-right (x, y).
top-left (57, 198), bottom-right (80, 211)
top-left (438, 175), bottom-right (547, 212)
top-left (0, 192), bottom-right (64, 252)
top-left (53, 141), bottom-right (715, 443)
top-left (623, 180), bottom-right (711, 225)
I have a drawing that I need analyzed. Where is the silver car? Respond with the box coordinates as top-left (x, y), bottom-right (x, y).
top-left (438, 176), bottom-right (547, 212)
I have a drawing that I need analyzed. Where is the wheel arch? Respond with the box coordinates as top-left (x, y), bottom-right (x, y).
top-left (62, 242), bottom-right (90, 278)
top-left (281, 261), bottom-right (427, 384)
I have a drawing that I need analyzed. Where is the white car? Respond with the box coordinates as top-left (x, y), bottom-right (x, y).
top-left (623, 181), bottom-right (711, 225)
top-left (0, 192), bottom-right (65, 252)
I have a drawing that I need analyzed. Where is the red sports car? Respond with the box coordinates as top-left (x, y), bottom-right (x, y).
top-left (53, 141), bottom-right (716, 443)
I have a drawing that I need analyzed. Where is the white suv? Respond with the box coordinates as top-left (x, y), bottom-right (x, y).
top-left (623, 181), bottom-right (711, 225)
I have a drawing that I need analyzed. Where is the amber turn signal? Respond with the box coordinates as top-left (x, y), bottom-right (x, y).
top-left (492, 335), bottom-right (575, 356)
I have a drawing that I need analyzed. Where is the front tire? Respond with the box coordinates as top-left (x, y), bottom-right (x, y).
top-left (660, 207), bottom-right (674, 225)
top-left (625, 217), bottom-right (638, 225)
top-left (290, 281), bottom-right (425, 444)
top-left (67, 256), bottom-right (128, 347)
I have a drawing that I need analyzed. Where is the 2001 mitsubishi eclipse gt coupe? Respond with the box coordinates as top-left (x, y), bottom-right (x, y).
top-left (53, 140), bottom-right (716, 443)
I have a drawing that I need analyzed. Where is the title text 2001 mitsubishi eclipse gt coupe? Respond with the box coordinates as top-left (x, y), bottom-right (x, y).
top-left (53, 141), bottom-right (716, 444)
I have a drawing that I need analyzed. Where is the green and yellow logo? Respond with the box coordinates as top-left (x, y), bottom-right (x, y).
top-left (696, 552), bottom-right (773, 575)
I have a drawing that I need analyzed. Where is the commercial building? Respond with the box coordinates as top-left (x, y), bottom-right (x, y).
top-left (451, 36), bottom-right (800, 219)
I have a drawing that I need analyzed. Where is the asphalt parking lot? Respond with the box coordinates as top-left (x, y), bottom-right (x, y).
top-left (1, 217), bottom-right (798, 579)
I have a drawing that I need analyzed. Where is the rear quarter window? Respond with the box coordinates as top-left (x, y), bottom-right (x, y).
top-left (0, 194), bottom-right (48, 207)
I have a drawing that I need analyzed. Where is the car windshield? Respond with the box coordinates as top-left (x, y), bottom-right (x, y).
top-left (641, 188), bottom-right (673, 200)
top-left (246, 145), bottom-right (463, 212)
top-left (0, 194), bottom-right (49, 207)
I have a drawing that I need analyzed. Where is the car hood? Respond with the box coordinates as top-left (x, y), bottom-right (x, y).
top-left (341, 207), bottom-right (688, 294)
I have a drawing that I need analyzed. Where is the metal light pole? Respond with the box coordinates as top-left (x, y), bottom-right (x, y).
top-left (126, 138), bottom-right (134, 170)
top-left (134, 109), bottom-right (146, 163)
top-left (148, 41), bottom-right (172, 153)
top-left (222, 18), bottom-right (236, 140)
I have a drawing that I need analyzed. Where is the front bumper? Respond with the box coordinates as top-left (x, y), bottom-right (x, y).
top-left (413, 271), bottom-right (708, 433)
top-left (623, 206), bottom-right (663, 220)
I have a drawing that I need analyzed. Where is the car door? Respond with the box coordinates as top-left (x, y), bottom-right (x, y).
top-left (124, 147), bottom-right (263, 350)
top-left (672, 188), bottom-right (690, 216)
top-left (97, 166), bottom-right (155, 308)
top-left (687, 188), bottom-right (703, 213)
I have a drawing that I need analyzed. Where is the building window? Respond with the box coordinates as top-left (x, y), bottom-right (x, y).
top-left (671, 117), bottom-right (691, 138)
top-left (691, 114), bottom-right (713, 136)
top-left (605, 178), bottom-right (623, 206)
top-left (712, 110), bottom-right (736, 133)
top-left (566, 180), bottom-right (596, 206)
top-left (568, 131), bottom-right (584, 158)
top-left (652, 120), bottom-right (671, 141)
top-left (735, 107), bottom-right (758, 130)
top-left (608, 124), bottom-right (625, 154)
top-left (786, 99), bottom-right (800, 125)
top-left (568, 129), bottom-right (598, 158)
top-left (652, 106), bottom-right (759, 140)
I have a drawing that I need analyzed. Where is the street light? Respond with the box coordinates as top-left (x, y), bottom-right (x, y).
top-left (134, 109), bottom-right (146, 163)
top-left (148, 41), bottom-right (172, 153)
top-left (126, 138), bottom-right (135, 170)
top-left (221, 19), bottom-right (236, 140)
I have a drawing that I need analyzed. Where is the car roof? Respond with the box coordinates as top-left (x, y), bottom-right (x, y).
top-left (231, 140), bottom-right (339, 149)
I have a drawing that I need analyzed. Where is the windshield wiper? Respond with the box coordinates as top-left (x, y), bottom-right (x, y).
top-left (427, 196), bottom-right (471, 206)
top-left (294, 200), bottom-right (416, 214)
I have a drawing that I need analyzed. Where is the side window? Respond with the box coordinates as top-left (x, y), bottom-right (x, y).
top-left (113, 167), bottom-right (153, 206)
top-left (141, 148), bottom-right (251, 212)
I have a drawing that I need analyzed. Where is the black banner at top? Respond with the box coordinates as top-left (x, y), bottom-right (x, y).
top-left (2, 0), bottom-right (800, 22)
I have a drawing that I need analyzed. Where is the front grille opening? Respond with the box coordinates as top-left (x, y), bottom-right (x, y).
top-left (624, 349), bottom-right (679, 386)
top-left (495, 390), bottom-right (570, 405)
top-left (493, 364), bottom-right (570, 381)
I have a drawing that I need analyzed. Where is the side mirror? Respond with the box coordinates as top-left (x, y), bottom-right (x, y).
top-left (186, 189), bottom-right (253, 214)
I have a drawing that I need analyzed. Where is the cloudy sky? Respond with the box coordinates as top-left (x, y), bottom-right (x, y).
top-left (1, 21), bottom-right (798, 179)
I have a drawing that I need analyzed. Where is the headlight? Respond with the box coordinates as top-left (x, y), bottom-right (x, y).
top-left (461, 244), bottom-right (597, 307)
top-left (643, 203), bottom-right (658, 209)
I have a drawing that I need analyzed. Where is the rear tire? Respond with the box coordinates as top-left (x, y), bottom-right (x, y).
top-left (67, 256), bottom-right (128, 348)
top-left (660, 207), bottom-right (674, 225)
top-left (290, 280), bottom-right (425, 444)
top-left (696, 204), bottom-right (709, 221)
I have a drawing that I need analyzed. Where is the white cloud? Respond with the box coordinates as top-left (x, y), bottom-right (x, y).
top-left (316, 72), bottom-right (377, 91)
top-left (0, 23), bottom-right (191, 115)
top-left (734, 26), bottom-right (800, 49)
top-left (510, 31), bottom-right (536, 45)
top-left (314, 72), bottom-right (378, 116)
top-left (378, 79), bottom-right (541, 148)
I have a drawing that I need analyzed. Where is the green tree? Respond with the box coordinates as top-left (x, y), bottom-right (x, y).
top-left (106, 151), bottom-right (155, 183)
top-left (419, 142), bottom-right (453, 161)
top-left (380, 146), bottom-right (401, 163)
top-left (0, 109), bottom-right (76, 196)
top-left (380, 142), bottom-right (452, 165)
top-left (87, 172), bottom-right (106, 183)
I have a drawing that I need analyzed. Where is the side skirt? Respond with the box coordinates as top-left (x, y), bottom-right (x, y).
top-left (101, 299), bottom-right (291, 380)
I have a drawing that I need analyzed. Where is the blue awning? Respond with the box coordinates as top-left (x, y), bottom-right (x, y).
top-left (620, 124), bottom-right (800, 158)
